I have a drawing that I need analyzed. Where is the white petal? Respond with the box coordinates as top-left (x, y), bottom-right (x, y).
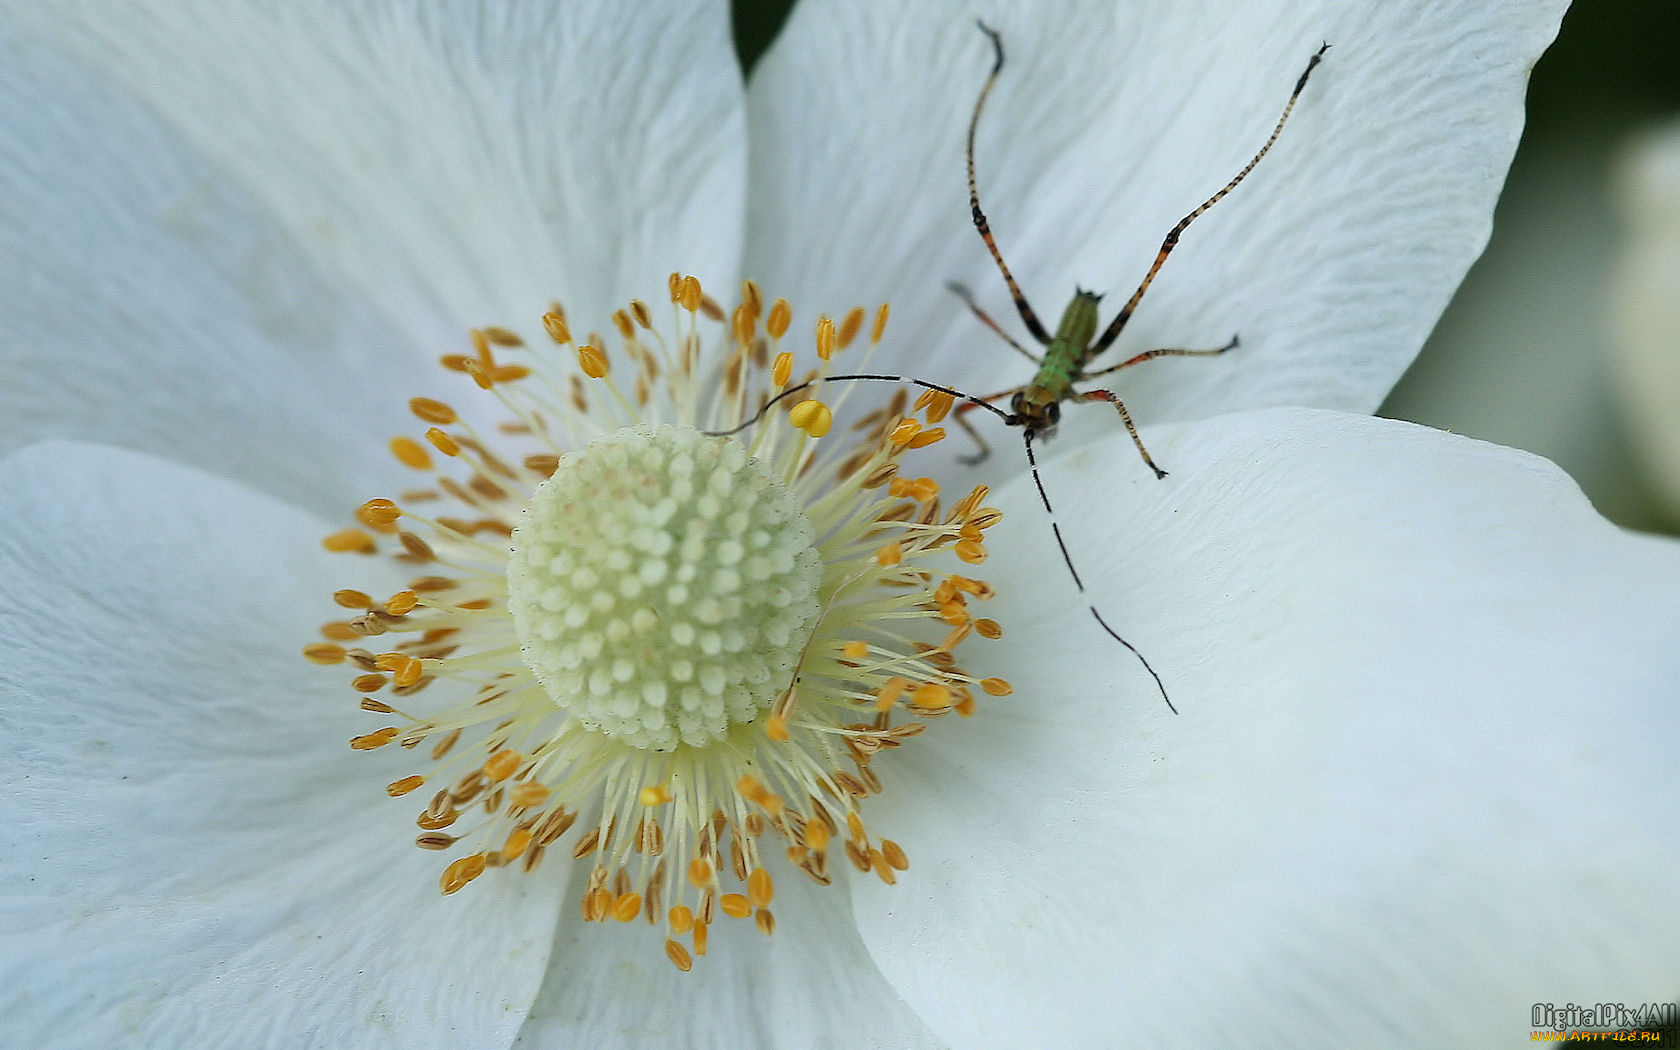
top-left (850, 410), bottom-right (1680, 1047)
top-left (8, 0), bottom-right (746, 336)
top-left (512, 864), bottom-right (946, 1050)
top-left (0, 442), bottom-right (564, 1049)
top-left (745, 0), bottom-right (1564, 424)
top-left (0, 28), bottom-right (423, 516)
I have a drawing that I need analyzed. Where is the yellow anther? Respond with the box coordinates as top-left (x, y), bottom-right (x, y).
top-left (639, 784), bottom-right (674, 807)
top-left (815, 315), bottom-right (836, 360)
top-left (665, 939), bottom-right (693, 972)
top-left (583, 886), bottom-right (612, 921)
top-left (668, 272), bottom-right (683, 303)
top-left (352, 673), bottom-right (387, 693)
top-left (542, 310), bottom-right (572, 344)
top-left (425, 428), bottom-right (460, 457)
top-left (439, 853), bottom-right (487, 895)
top-left (334, 588), bottom-right (373, 609)
top-left (874, 676), bottom-right (909, 712)
top-left (875, 542), bottom-right (903, 566)
top-left (630, 299), bottom-right (652, 329)
top-left (389, 436), bottom-right (432, 470)
top-left (678, 274), bottom-right (703, 313)
top-left (393, 656), bottom-right (424, 688)
top-left (906, 427), bottom-right (946, 449)
top-left (508, 782), bottom-right (551, 808)
top-left (888, 418), bottom-right (921, 446)
top-left (938, 600), bottom-right (969, 626)
top-left (872, 302), bottom-right (890, 344)
top-left (490, 364), bottom-right (530, 384)
top-left (742, 278), bottom-right (763, 314)
top-left (981, 677), bottom-right (1013, 696)
top-left (766, 298), bottom-right (791, 340)
top-left (349, 727), bottom-right (399, 751)
top-left (692, 921), bottom-right (709, 957)
top-left (320, 620), bottom-right (361, 641)
top-left (788, 400), bottom-right (833, 438)
top-left (924, 391), bottom-right (955, 423)
top-left (302, 642), bottom-right (346, 665)
top-left (771, 351), bottom-right (794, 387)
top-left (842, 640), bottom-right (869, 660)
top-left (612, 309), bottom-right (635, 340)
top-left (955, 692), bottom-right (977, 717)
top-left (766, 714), bottom-right (790, 742)
top-left (669, 904), bottom-right (696, 934)
top-left (803, 819), bottom-right (831, 851)
top-left (748, 867), bottom-right (774, 907)
top-left (975, 618), bottom-right (1002, 639)
top-left (386, 774), bottom-right (426, 797)
top-left (463, 359), bottom-right (493, 390)
top-left (482, 326), bottom-right (523, 347)
top-left (321, 528), bottom-right (375, 553)
top-left (687, 858), bottom-right (713, 888)
top-left (384, 590), bottom-right (418, 615)
top-left (578, 344), bottom-right (608, 378)
top-left (910, 683), bottom-right (952, 711)
top-left (955, 539), bottom-right (988, 564)
top-left (612, 893), bottom-right (643, 922)
top-left (719, 893), bottom-right (751, 919)
top-left (837, 307), bottom-right (864, 350)
top-left (881, 839), bottom-right (909, 871)
top-left (374, 652), bottom-right (407, 671)
top-left (356, 498), bottom-right (402, 531)
top-left (409, 397), bottom-right (458, 425)
top-left (502, 827), bottom-right (532, 862)
top-left (470, 328), bottom-right (494, 365)
top-left (483, 749), bottom-right (521, 782)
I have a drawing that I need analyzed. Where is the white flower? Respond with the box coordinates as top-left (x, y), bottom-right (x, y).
top-left (3, 2), bottom-right (1675, 1049)
top-left (1611, 116), bottom-right (1680, 519)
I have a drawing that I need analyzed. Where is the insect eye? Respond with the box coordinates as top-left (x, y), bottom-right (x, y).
top-left (1044, 402), bottom-right (1061, 426)
top-left (1009, 392), bottom-right (1026, 414)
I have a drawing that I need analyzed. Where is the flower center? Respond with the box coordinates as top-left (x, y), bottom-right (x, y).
top-left (308, 274), bottom-right (1013, 971)
top-left (506, 425), bottom-right (822, 749)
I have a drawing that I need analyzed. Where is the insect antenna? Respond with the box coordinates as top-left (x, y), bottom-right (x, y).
top-left (1090, 42), bottom-right (1330, 358)
top-left (704, 373), bottom-right (1176, 713)
top-left (1022, 429), bottom-right (1175, 713)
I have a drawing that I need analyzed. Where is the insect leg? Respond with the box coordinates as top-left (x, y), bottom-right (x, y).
top-left (967, 21), bottom-right (1052, 347)
top-left (1076, 388), bottom-right (1166, 480)
top-left (953, 384), bottom-right (1026, 465)
top-left (1089, 43), bottom-right (1329, 359)
top-left (1079, 334), bottom-right (1240, 381)
top-left (946, 280), bottom-right (1042, 365)
top-left (1022, 428), bottom-right (1175, 713)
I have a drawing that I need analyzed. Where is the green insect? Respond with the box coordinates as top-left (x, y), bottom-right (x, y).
top-left (719, 25), bottom-right (1328, 711)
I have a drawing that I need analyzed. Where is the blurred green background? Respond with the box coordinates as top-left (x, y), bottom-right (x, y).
top-left (730, 0), bottom-right (1680, 536)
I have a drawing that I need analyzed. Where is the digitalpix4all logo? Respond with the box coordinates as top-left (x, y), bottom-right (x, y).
top-left (1532, 1001), bottom-right (1678, 1035)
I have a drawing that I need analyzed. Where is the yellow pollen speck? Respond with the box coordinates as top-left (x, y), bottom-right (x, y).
top-left (815, 316), bottom-right (836, 360)
top-left (387, 775), bottom-right (426, 797)
top-left (766, 298), bottom-right (791, 340)
top-left (981, 677), bottom-right (1013, 696)
top-left (771, 351), bottom-right (793, 388)
top-left (788, 400), bottom-right (833, 438)
top-left (639, 784), bottom-right (674, 807)
top-left (578, 344), bottom-right (608, 378)
top-left (409, 397), bottom-right (458, 425)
